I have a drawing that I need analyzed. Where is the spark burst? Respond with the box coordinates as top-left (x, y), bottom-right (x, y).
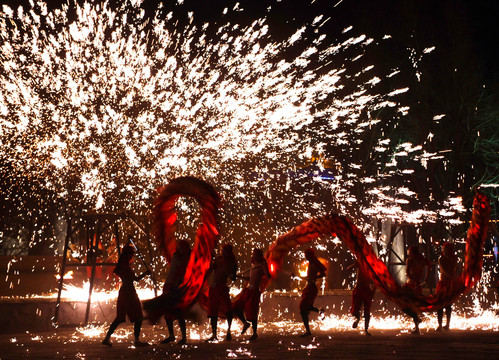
top-left (0, 0), bottom-right (473, 264)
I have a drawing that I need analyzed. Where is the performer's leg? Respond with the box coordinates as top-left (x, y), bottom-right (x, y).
top-left (363, 295), bottom-right (373, 335)
top-left (133, 320), bottom-right (149, 346)
top-left (403, 308), bottom-right (420, 334)
top-left (364, 315), bottom-right (371, 335)
top-left (444, 306), bottom-right (451, 330)
top-left (102, 318), bottom-right (122, 346)
top-left (352, 311), bottom-right (360, 329)
top-left (249, 320), bottom-right (258, 340)
top-left (206, 285), bottom-right (219, 342)
top-left (134, 319), bottom-right (141, 340)
top-left (363, 300), bottom-right (371, 335)
top-left (351, 290), bottom-right (361, 329)
top-left (300, 311), bottom-right (312, 337)
top-left (412, 314), bottom-right (420, 334)
top-left (437, 309), bottom-right (443, 331)
top-left (161, 318), bottom-right (175, 344)
top-left (206, 316), bottom-right (218, 341)
top-left (226, 311), bottom-right (233, 341)
top-left (178, 318), bottom-right (187, 344)
top-left (234, 309), bottom-right (245, 323)
top-left (235, 309), bottom-right (250, 334)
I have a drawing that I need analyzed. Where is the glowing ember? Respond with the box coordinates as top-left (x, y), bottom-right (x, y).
top-left (55, 271), bottom-right (74, 280)
top-left (75, 324), bottom-right (107, 338)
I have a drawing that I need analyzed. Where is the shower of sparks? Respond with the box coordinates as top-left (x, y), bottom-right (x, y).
top-left (0, 0), bottom-right (461, 251)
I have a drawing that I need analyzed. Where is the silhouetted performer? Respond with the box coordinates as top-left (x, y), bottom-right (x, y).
top-left (347, 260), bottom-right (376, 335)
top-left (436, 242), bottom-right (457, 331)
top-left (233, 248), bottom-right (270, 340)
top-left (161, 240), bottom-right (191, 345)
top-left (102, 244), bottom-right (150, 347)
top-left (403, 245), bottom-right (431, 334)
top-left (300, 248), bottom-right (327, 337)
top-left (205, 244), bottom-right (238, 341)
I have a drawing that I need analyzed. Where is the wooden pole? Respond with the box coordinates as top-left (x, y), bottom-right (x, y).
top-left (54, 218), bottom-right (72, 324)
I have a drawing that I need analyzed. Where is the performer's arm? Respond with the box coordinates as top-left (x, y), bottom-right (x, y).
top-left (263, 260), bottom-right (271, 278)
top-left (239, 267), bottom-right (252, 276)
top-left (346, 262), bottom-right (358, 272)
top-left (136, 269), bottom-right (151, 281)
top-left (317, 259), bottom-right (327, 278)
top-left (230, 264), bottom-right (238, 282)
top-left (406, 257), bottom-right (414, 279)
top-left (236, 267), bottom-right (252, 281)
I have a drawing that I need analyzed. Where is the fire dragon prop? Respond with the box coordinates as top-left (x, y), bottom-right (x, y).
top-left (146, 176), bottom-right (489, 317)
top-left (143, 177), bottom-right (221, 321)
top-left (265, 192), bottom-right (490, 313)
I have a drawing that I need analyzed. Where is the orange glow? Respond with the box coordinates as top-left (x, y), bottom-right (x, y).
top-left (55, 271), bottom-right (74, 280)
top-left (269, 262), bottom-right (276, 276)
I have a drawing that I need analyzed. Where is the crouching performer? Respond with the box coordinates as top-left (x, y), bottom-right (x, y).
top-left (102, 243), bottom-right (150, 347)
top-left (232, 248), bottom-right (270, 340)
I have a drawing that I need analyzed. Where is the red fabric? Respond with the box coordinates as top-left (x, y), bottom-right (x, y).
top-left (232, 288), bottom-right (261, 321)
top-left (350, 285), bottom-right (375, 316)
top-left (207, 283), bottom-right (232, 317)
top-left (435, 277), bottom-right (458, 294)
top-left (300, 283), bottom-right (318, 312)
top-left (116, 285), bottom-right (143, 323)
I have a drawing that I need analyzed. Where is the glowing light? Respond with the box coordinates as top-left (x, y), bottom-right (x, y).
top-left (0, 1), bottom-right (486, 327)
top-left (56, 282), bottom-right (155, 303)
top-left (55, 271), bottom-right (74, 280)
top-left (269, 262), bottom-right (276, 276)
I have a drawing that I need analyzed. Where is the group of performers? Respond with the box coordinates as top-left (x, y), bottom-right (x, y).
top-left (101, 239), bottom-right (458, 346)
top-left (402, 242), bottom-right (458, 334)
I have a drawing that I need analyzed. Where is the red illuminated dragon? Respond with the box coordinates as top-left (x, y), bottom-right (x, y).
top-left (265, 192), bottom-right (490, 313)
top-left (145, 176), bottom-right (490, 319)
top-left (143, 176), bottom-right (221, 321)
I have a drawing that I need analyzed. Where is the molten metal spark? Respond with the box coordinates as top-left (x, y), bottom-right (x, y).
top-left (0, 0), bottom-right (453, 238)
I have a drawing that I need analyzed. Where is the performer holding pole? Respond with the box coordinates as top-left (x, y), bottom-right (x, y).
top-left (102, 243), bottom-right (151, 347)
top-left (161, 240), bottom-right (191, 345)
top-left (128, 235), bottom-right (158, 295)
top-left (347, 259), bottom-right (376, 335)
top-left (402, 245), bottom-right (431, 334)
top-left (205, 244), bottom-right (238, 342)
top-left (232, 248), bottom-right (270, 341)
top-left (436, 242), bottom-right (457, 331)
top-left (299, 248), bottom-right (326, 337)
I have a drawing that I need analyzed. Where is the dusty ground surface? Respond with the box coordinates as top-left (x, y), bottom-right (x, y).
top-left (2, 323), bottom-right (499, 360)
